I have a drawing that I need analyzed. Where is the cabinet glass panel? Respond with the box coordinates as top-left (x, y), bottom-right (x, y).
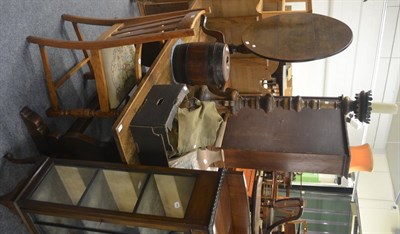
top-left (30, 166), bottom-right (97, 205)
top-left (32, 214), bottom-right (182, 234)
top-left (79, 169), bottom-right (147, 212)
top-left (135, 174), bottom-right (196, 218)
top-left (29, 166), bottom-right (148, 211)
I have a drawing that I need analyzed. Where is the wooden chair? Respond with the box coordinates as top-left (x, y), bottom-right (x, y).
top-left (20, 106), bottom-right (122, 162)
top-left (262, 197), bottom-right (304, 233)
top-left (258, 171), bottom-right (303, 234)
top-left (261, 171), bottom-right (292, 207)
top-left (27, 9), bottom-right (207, 118)
top-left (263, 219), bottom-right (307, 234)
top-left (283, 220), bottom-right (308, 234)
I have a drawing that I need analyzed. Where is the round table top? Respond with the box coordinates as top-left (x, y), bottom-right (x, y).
top-left (242, 13), bottom-right (353, 62)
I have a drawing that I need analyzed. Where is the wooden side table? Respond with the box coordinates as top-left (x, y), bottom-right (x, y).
top-left (241, 13), bottom-right (353, 62)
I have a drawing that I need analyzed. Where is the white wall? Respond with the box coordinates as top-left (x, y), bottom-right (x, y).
top-left (356, 152), bottom-right (400, 233)
top-left (292, 0), bottom-right (400, 149)
top-left (291, 0), bottom-right (400, 232)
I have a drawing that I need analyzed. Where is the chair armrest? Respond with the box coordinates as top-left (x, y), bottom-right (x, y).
top-left (27, 24), bottom-right (196, 50)
top-left (176, 9), bottom-right (207, 29)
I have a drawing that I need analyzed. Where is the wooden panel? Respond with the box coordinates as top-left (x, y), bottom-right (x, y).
top-left (224, 149), bottom-right (346, 175)
top-left (259, 0), bottom-right (313, 19)
top-left (235, 168), bottom-right (256, 197)
top-left (213, 171), bottom-right (251, 233)
top-left (222, 108), bottom-right (350, 176)
top-left (214, 178), bottom-right (232, 233)
top-left (205, 17), bottom-right (259, 45)
top-left (185, 171), bottom-right (221, 226)
top-left (208, 0), bottom-right (262, 17)
top-left (229, 55), bottom-right (278, 95)
top-left (227, 172), bottom-right (251, 234)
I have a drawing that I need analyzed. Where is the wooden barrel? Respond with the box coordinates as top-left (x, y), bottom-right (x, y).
top-left (172, 42), bottom-right (230, 90)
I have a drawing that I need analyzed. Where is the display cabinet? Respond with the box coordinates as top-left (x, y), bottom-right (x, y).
top-left (2, 157), bottom-right (250, 233)
top-left (222, 107), bottom-right (351, 176)
top-left (221, 90), bottom-right (372, 177)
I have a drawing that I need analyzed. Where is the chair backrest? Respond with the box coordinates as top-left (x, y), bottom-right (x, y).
top-left (27, 9), bottom-right (206, 117)
top-left (264, 197), bottom-right (304, 233)
top-left (261, 171), bottom-right (292, 207)
top-left (349, 143), bottom-right (374, 173)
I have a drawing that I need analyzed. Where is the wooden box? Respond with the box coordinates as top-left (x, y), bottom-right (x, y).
top-left (130, 84), bottom-right (188, 167)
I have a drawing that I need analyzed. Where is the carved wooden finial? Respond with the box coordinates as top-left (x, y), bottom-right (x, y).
top-left (196, 86), bottom-right (373, 124)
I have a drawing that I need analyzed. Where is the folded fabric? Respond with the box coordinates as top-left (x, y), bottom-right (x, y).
top-left (176, 100), bottom-right (223, 155)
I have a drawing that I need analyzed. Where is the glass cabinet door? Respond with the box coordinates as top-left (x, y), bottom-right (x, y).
top-left (135, 174), bottom-right (195, 218)
top-left (27, 163), bottom-right (197, 233)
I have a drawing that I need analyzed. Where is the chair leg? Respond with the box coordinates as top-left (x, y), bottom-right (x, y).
top-left (1, 153), bottom-right (45, 214)
top-left (135, 43), bottom-right (143, 82)
top-left (20, 106), bottom-right (61, 156)
top-left (0, 178), bottom-right (27, 214)
top-left (3, 152), bottom-right (40, 164)
top-left (83, 72), bottom-right (95, 80)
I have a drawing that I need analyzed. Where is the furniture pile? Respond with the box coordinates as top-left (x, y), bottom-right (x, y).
top-left (2, 0), bottom-right (375, 233)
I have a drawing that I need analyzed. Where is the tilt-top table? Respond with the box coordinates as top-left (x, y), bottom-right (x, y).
top-left (241, 13), bottom-right (353, 62)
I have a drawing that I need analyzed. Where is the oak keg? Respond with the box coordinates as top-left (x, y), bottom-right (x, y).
top-left (172, 42), bottom-right (230, 90)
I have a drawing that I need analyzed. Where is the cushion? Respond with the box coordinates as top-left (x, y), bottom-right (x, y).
top-left (101, 45), bottom-right (137, 109)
